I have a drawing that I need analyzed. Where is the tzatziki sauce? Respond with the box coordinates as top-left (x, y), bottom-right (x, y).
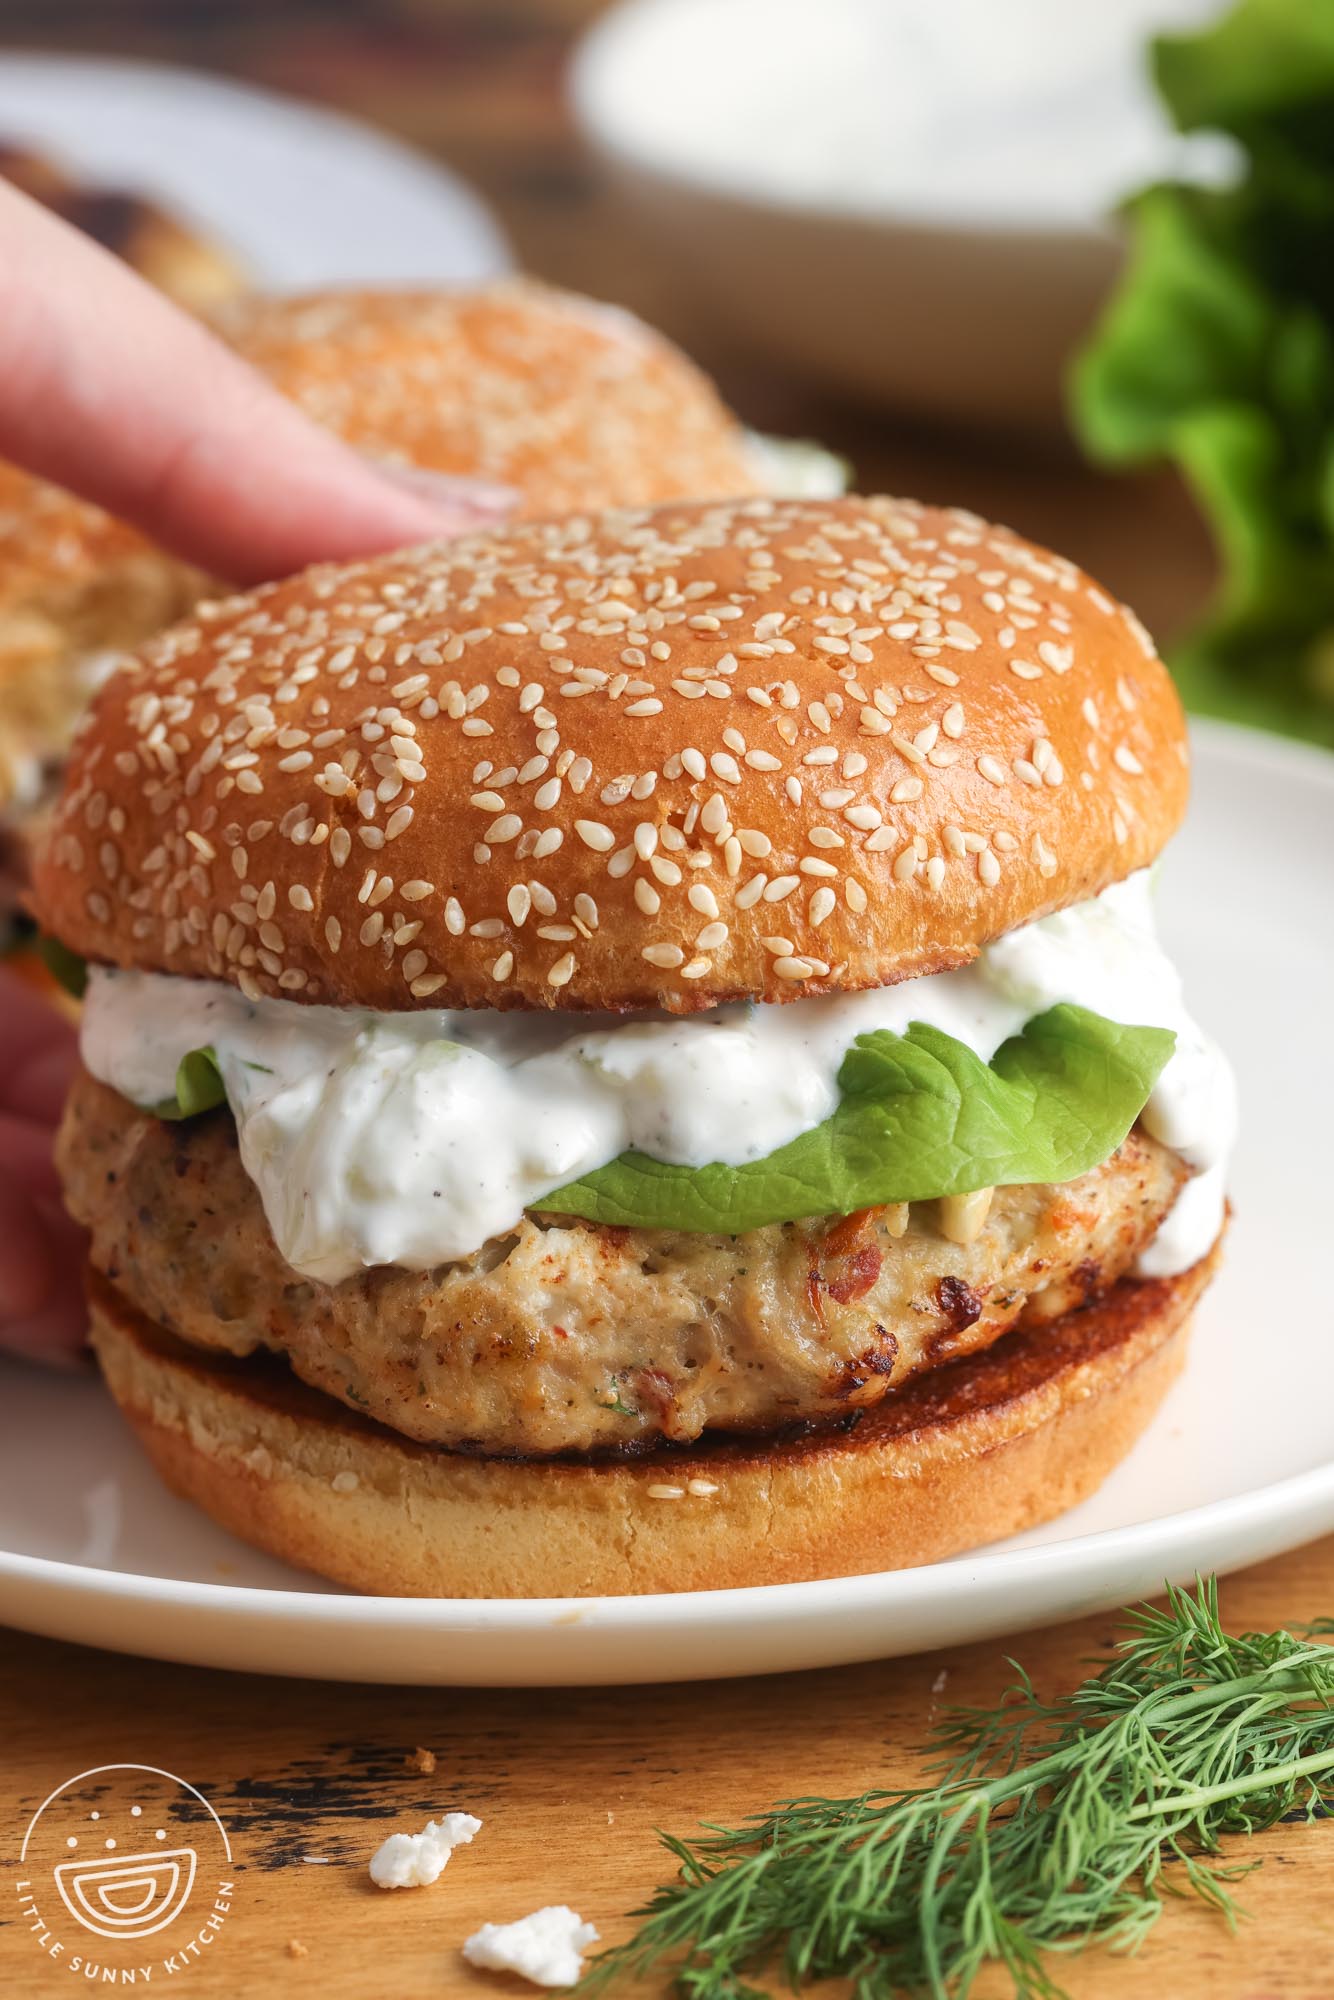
top-left (80, 869), bottom-right (1234, 1284)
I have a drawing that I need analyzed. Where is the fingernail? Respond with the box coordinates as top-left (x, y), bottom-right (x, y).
top-left (368, 459), bottom-right (518, 520)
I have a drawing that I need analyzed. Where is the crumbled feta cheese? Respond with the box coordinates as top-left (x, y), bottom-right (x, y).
top-left (368, 1812), bottom-right (481, 1889)
top-left (463, 1906), bottom-right (599, 1987)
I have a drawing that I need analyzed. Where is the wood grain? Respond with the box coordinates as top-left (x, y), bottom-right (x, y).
top-left (4, 1541), bottom-right (1334, 1997)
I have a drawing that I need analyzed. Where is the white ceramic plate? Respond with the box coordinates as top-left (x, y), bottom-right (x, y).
top-left (1, 721), bottom-right (1330, 1685)
top-left (0, 53), bottom-right (509, 289)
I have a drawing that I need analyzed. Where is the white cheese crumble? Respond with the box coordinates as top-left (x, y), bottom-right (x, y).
top-left (463, 1907), bottom-right (599, 1988)
top-left (368, 1812), bottom-right (481, 1889)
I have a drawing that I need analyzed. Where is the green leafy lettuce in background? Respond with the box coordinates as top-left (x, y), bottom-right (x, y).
top-left (543, 1006), bottom-right (1173, 1235)
top-left (1072, 0), bottom-right (1334, 747)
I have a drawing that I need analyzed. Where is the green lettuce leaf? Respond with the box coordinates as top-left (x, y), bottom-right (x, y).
top-left (1070, 0), bottom-right (1334, 749)
top-left (153, 1046), bottom-right (227, 1121)
top-left (539, 1006), bottom-right (1174, 1235)
top-left (36, 936), bottom-right (88, 998)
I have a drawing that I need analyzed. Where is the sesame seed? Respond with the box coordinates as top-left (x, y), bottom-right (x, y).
top-left (575, 819), bottom-right (615, 852)
top-left (648, 1484), bottom-right (685, 1500)
top-left (547, 952), bottom-right (577, 987)
top-left (642, 943), bottom-right (685, 969)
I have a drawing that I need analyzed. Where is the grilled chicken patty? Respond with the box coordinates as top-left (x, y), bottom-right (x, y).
top-left (61, 1069), bottom-right (1188, 1457)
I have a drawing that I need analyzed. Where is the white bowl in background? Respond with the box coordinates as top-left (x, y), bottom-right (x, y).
top-left (571, 0), bottom-right (1231, 431)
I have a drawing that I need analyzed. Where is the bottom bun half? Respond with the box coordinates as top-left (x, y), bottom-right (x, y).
top-left (87, 1243), bottom-right (1220, 1599)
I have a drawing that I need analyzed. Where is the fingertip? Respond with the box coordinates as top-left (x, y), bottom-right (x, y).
top-left (370, 461), bottom-right (519, 522)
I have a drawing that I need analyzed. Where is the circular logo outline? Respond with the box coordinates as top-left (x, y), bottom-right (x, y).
top-left (20, 1764), bottom-right (232, 1944)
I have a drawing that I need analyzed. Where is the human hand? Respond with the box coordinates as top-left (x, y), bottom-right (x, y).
top-left (0, 186), bottom-right (514, 1365)
top-left (0, 181), bottom-right (513, 583)
top-left (0, 969), bottom-right (87, 1365)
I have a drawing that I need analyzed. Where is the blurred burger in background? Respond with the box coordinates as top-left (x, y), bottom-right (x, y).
top-left (0, 276), bottom-right (840, 928)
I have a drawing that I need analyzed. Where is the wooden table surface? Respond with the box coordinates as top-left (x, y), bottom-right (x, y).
top-left (1, 3), bottom-right (1327, 1993)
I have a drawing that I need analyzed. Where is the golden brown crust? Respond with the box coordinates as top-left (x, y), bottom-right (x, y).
top-left (87, 1240), bottom-right (1219, 1597)
top-left (34, 496), bottom-right (1189, 1011)
top-left (213, 279), bottom-right (764, 517)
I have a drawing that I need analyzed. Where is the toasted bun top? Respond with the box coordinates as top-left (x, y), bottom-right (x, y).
top-left (214, 279), bottom-right (764, 517)
top-left (33, 495), bottom-right (1189, 1013)
top-left (0, 280), bottom-right (762, 647)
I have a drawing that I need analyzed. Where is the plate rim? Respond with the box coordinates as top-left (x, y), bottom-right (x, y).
top-left (0, 48), bottom-right (511, 283)
top-left (5, 1450), bottom-right (1334, 1636)
top-left (3, 719), bottom-right (1331, 1639)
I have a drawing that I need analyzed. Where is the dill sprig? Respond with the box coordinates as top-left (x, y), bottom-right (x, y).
top-left (588, 1579), bottom-right (1334, 2000)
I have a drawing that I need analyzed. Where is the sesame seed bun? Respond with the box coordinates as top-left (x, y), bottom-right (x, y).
top-left (33, 495), bottom-right (1189, 1012)
top-left (213, 279), bottom-right (765, 517)
top-left (85, 1239), bottom-right (1218, 1597)
top-left (0, 279), bottom-right (764, 818)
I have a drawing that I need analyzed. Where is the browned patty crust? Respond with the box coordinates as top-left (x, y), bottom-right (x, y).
top-left (61, 1069), bottom-right (1188, 1458)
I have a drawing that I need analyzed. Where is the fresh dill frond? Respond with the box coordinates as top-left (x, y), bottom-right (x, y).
top-left (587, 1578), bottom-right (1334, 2000)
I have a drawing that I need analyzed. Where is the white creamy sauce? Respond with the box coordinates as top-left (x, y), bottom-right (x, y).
top-left (81, 870), bottom-right (1234, 1285)
top-left (580, 0), bottom-right (1236, 229)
